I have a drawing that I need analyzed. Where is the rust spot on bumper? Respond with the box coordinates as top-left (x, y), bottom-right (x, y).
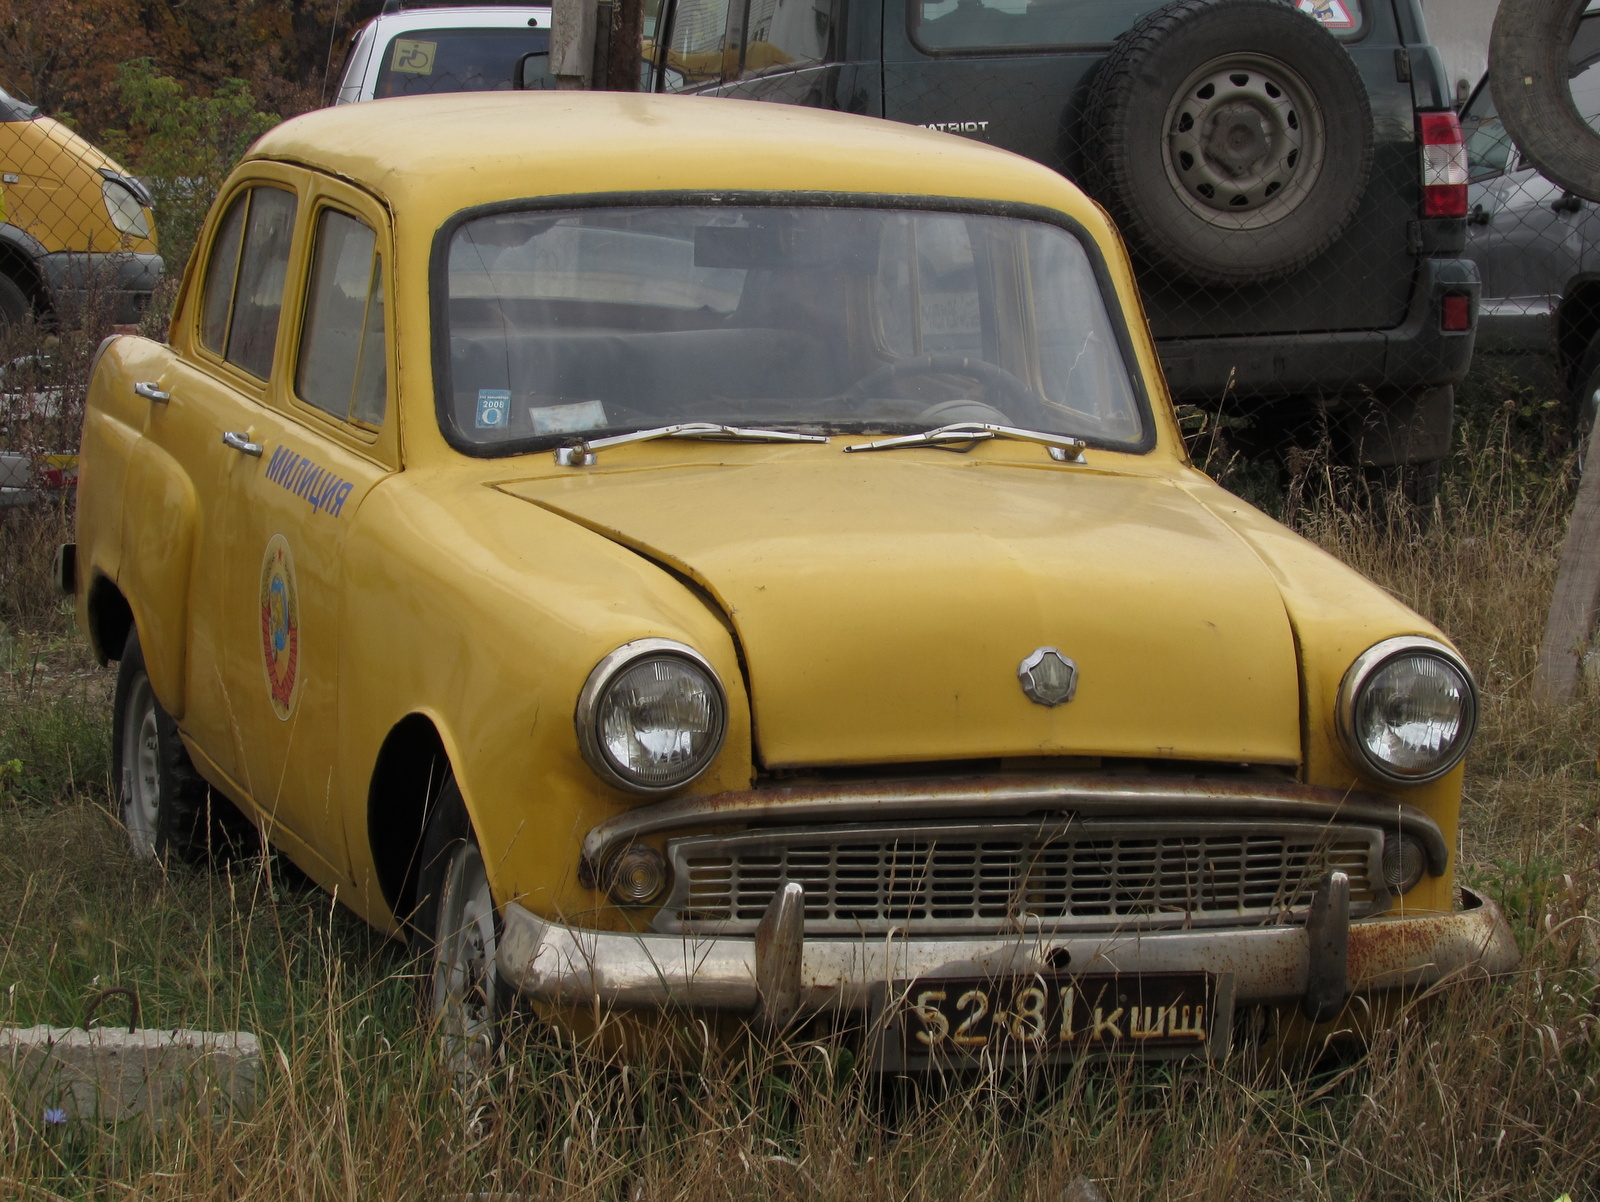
top-left (1348, 889), bottom-right (1521, 991)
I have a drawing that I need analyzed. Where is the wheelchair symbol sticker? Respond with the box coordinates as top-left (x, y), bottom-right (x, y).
top-left (391, 39), bottom-right (437, 75)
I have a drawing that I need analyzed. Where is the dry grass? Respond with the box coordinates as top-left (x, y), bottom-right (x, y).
top-left (0, 348), bottom-right (1596, 1199)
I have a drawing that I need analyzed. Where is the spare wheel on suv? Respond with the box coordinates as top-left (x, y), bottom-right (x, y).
top-left (1083, 0), bottom-right (1374, 288)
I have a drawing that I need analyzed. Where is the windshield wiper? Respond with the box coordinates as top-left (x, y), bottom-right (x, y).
top-left (555, 422), bottom-right (829, 466)
top-left (843, 422), bottom-right (1087, 462)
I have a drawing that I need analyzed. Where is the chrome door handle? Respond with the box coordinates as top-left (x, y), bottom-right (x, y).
top-left (221, 431), bottom-right (264, 457)
top-left (133, 381), bottom-right (170, 403)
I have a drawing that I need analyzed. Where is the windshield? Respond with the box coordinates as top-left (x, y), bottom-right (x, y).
top-left (374, 27), bottom-right (551, 97)
top-left (440, 205), bottom-right (1145, 452)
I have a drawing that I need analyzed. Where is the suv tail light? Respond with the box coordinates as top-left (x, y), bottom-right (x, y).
top-left (1418, 111), bottom-right (1468, 218)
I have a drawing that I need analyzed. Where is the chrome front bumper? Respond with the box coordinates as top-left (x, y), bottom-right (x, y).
top-left (497, 886), bottom-right (1519, 1019)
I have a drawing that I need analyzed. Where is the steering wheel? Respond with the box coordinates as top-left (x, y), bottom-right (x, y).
top-left (843, 354), bottom-right (1046, 424)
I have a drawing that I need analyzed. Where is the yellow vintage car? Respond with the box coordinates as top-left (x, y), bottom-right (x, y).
top-left (67, 92), bottom-right (1516, 1072)
top-left (0, 83), bottom-right (161, 325)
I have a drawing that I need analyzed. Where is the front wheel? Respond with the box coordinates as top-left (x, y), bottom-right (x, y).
top-left (413, 779), bottom-right (509, 1085)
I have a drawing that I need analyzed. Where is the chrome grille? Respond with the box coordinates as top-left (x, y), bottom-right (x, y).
top-left (652, 819), bottom-right (1385, 935)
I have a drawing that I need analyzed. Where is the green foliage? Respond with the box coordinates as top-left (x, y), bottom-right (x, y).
top-left (100, 59), bottom-right (280, 276)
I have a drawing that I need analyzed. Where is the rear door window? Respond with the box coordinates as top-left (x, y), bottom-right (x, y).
top-left (911, 0), bottom-right (1169, 52)
top-left (296, 208), bottom-right (388, 428)
top-left (200, 186), bottom-right (298, 380)
top-left (910, 0), bottom-right (1361, 53)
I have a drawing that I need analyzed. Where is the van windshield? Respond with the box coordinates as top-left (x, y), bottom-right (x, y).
top-left (440, 205), bottom-right (1146, 453)
top-left (374, 27), bottom-right (551, 97)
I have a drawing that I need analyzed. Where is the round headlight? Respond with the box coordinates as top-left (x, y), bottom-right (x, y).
top-left (576, 639), bottom-right (727, 793)
top-left (1337, 637), bottom-right (1478, 783)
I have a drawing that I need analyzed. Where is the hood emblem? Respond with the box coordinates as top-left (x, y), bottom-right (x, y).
top-left (1018, 648), bottom-right (1078, 707)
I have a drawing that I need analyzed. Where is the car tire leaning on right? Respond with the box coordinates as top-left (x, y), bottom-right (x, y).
top-left (1488, 0), bottom-right (1600, 203)
top-left (111, 626), bottom-right (249, 865)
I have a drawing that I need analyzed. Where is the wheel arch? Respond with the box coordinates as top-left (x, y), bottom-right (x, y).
top-left (366, 712), bottom-right (457, 926)
top-left (85, 571), bottom-right (134, 664)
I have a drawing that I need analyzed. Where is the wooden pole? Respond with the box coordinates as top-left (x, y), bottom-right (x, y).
top-left (1534, 416), bottom-right (1600, 703)
top-left (605, 0), bottom-right (646, 91)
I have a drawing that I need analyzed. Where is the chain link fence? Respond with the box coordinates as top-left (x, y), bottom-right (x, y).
top-left (0, 83), bottom-right (161, 621)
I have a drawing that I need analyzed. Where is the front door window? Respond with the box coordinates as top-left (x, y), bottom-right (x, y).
top-left (200, 185), bottom-right (298, 379)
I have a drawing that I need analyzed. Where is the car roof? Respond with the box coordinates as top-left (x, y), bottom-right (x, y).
top-left (361, 5), bottom-right (552, 34)
top-left (245, 92), bottom-right (1099, 230)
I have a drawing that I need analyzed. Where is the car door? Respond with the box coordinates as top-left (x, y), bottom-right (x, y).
top-left (148, 171), bottom-right (302, 786)
top-left (215, 175), bottom-right (397, 884)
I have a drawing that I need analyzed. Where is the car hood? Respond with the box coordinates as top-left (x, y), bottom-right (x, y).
top-left (499, 457), bottom-right (1302, 769)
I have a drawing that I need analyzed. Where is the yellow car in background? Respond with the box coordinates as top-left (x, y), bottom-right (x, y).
top-left (0, 84), bottom-right (161, 326)
top-left (67, 93), bottom-right (1515, 1073)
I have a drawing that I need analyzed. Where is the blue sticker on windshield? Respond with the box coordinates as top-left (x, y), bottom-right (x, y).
top-left (476, 389), bottom-right (511, 429)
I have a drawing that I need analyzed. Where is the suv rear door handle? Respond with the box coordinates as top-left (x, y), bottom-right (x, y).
top-left (133, 381), bottom-right (170, 403)
top-left (221, 431), bottom-right (264, 457)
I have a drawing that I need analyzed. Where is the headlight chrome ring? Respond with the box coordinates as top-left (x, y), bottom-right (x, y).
top-left (1335, 636), bottom-right (1478, 784)
top-left (575, 638), bottom-right (728, 795)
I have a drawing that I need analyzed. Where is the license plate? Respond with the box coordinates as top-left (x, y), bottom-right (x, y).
top-left (895, 972), bottom-right (1223, 1063)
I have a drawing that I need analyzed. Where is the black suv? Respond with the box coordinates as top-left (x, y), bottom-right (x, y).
top-left (644, 0), bottom-right (1476, 478)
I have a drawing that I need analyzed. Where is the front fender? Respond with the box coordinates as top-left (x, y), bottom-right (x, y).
top-left (118, 437), bottom-right (196, 717)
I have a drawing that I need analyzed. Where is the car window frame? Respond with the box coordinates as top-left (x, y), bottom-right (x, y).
top-left (183, 163), bottom-right (307, 404)
top-left (178, 163), bottom-right (400, 470)
top-left (281, 175), bottom-right (399, 467)
top-left (428, 189), bottom-right (1159, 460)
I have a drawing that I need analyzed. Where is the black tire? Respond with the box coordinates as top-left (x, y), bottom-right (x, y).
top-left (0, 274), bottom-right (29, 326)
top-left (1083, 0), bottom-right (1374, 287)
top-left (411, 777), bottom-right (512, 1084)
top-left (1568, 331), bottom-right (1600, 468)
top-left (111, 627), bottom-right (251, 865)
top-left (1489, 0), bottom-right (1600, 202)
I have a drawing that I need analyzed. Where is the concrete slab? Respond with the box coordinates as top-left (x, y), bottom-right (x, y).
top-left (0, 1025), bottom-right (261, 1123)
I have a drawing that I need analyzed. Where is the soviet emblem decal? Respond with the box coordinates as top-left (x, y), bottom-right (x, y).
top-left (1018, 647), bottom-right (1078, 707)
top-left (259, 534), bottom-right (302, 721)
